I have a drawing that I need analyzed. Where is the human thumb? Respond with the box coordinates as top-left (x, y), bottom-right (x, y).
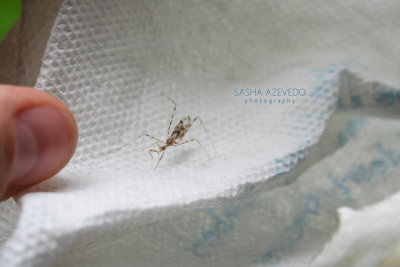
top-left (0, 85), bottom-right (78, 200)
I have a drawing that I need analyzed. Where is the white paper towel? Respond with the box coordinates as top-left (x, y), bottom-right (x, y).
top-left (0, 1), bottom-right (400, 266)
top-left (312, 192), bottom-right (400, 267)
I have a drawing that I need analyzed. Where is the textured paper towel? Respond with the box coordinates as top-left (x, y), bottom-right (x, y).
top-left (0, 0), bottom-right (400, 266)
top-left (312, 191), bottom-right (400, 267)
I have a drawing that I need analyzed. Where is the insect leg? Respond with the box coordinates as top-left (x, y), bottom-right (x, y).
top-left (154, 151), bottom-right (165, 170)
top-left (161, 94), bottom-right (177, 136)
top-left (116, 133), bottom-right (164, 151)
top-left (192, 116), bottom-right (216, 153)
top-left (148, 141), bottom-right (163, 149)
top-left (148, 149), bottom-right (160, 159)
top-left (141, 133), bottom-right (164, 143)
top-left (173, 138), bottom-right (211, 159)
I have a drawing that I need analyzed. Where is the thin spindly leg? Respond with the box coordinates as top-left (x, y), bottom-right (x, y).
top-left (148, 142), bottom-right (163, 150)
top-left (116, 133), bottom-right (164, 151)
top-left (163, 95), bottom-right (177, 136)
top-left (173, 138), bottom-right (211, 159)
top-left (154, 151), bottom-right (165, 170)
top-left (140, 133), bottom-right (164, 143)
top-left (148, 149), bottom-right (160, 159)
top-left (192, 116), bottom-right (216, 153)
top-left (148, 142), bottom-right (158, 149)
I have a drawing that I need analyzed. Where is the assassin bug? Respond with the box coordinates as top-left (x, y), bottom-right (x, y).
top-left (117, 95), bottom-right (214, 170)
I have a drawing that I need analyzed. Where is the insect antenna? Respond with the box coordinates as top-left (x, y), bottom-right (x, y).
top-left (115, 133), bottom-right (164, 151)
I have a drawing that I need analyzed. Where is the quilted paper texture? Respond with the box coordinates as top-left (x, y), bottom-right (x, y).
top-left (1, 0), bottom-right (400, 266)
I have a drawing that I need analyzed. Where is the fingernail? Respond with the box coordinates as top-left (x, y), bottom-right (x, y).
top-left (7, 106), bottom-right (75, 196)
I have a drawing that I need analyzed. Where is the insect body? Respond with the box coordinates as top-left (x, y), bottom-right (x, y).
top-left (117, 96), bottom-right (213, 170)
top-left (168, 116), bottom-right (191, 145)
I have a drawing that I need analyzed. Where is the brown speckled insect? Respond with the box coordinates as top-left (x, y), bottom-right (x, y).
top-left (117, 95), bottom-right (213, 170)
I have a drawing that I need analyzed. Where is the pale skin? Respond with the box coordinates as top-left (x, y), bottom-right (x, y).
top-left (0, 85), bottom-right (78, 201)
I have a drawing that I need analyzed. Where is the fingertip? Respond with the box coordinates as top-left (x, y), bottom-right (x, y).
top-left (0, 85), bottom-right (78, 200)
